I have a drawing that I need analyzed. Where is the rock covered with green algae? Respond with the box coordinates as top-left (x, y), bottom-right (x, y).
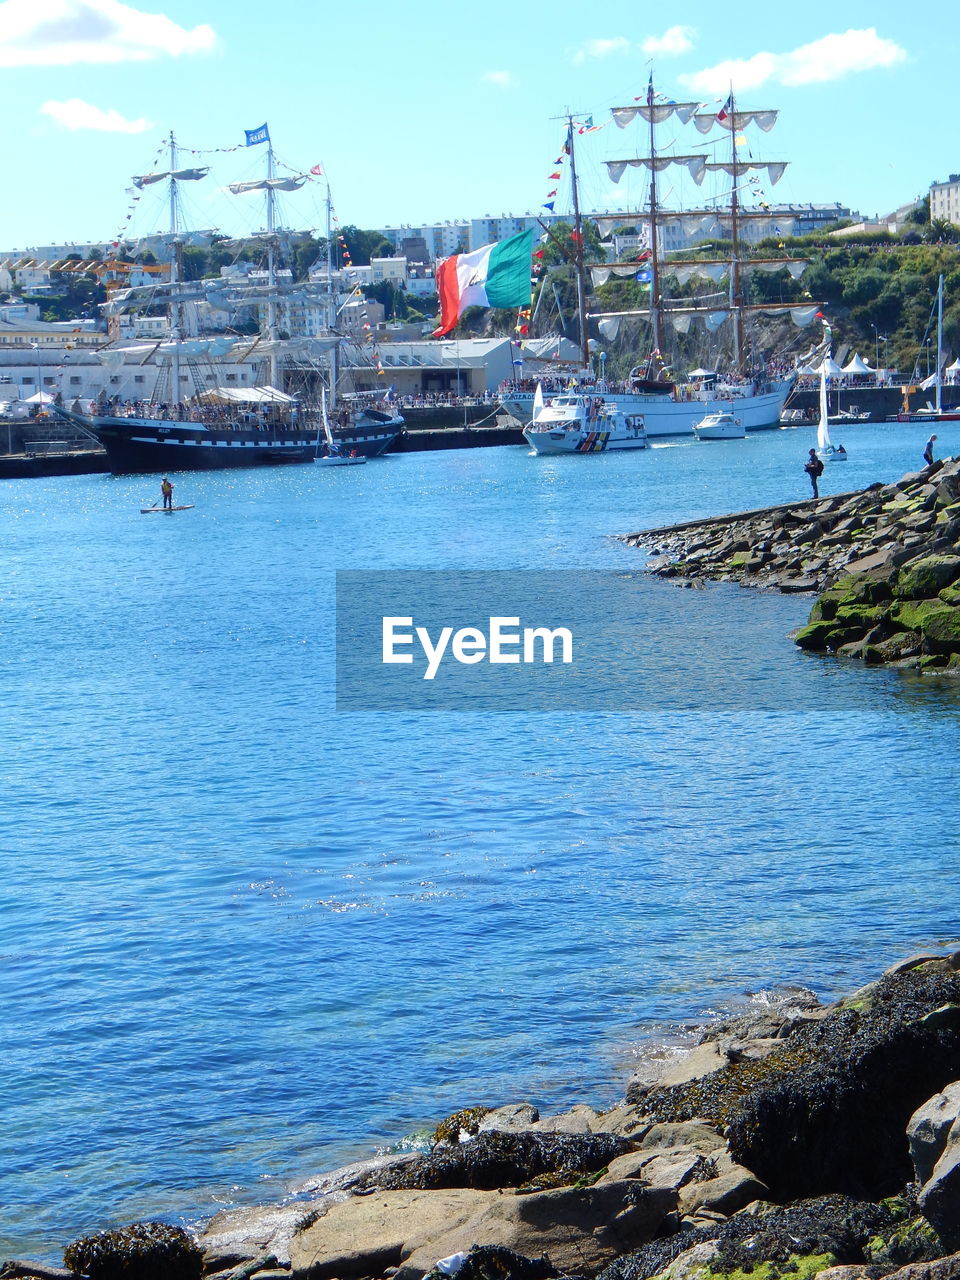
top-left (623, 454), bottom-right (960, 670)
top-left (595, 1196), bottom-right (899, 1280)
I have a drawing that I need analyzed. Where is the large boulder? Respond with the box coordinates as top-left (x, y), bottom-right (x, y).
top-left (289, 1188), bottom-right (498, 1280)
top-left (896, 556), bottom-right (960, 600)
top-left (909, 1082), bottom-right (960, 1183)
top-left (289, 1183), bottom-right (678, 1280)
top-left (393, 1181), bottom-right (678, 1280)
top-left (909, 1083), bottom-right (960, 1250)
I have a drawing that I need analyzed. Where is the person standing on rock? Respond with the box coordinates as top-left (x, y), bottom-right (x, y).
top-left (804, 448), bottom-right (824, 498)
top-left (923, 434), bottom-right (938, 466)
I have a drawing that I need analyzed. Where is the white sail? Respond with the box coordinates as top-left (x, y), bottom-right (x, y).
top-left (693, 109), bottom-right (778, 134)
top-left (532, 382), bottom-right (544, 421)
top-left (605, 155), bottom-right (706, 185)
top-left (612, 102), bottom-right (701, 127)
top-left (132, 167), bottom-right (209, 188)
top-left (817, 366), bottom-right (832, 452)
top-left (228, 177), bottom-right (307, 194)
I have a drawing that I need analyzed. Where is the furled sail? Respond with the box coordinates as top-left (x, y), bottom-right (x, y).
top-left (605, 155), bottom-right (707, 185)
top-left (705, 161), bottom-right (787, 185)
top-left (132, 167), bottom-right (209, 188)
top-left (228, 177), bottom-right (307, 194)
top-left (611, 102), bottom-right (700, 128)
top-left (693, 109), bottom-right (778, 134)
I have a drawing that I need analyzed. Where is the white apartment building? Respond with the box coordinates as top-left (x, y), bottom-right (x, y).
top-left (930, 177), bottom-right (960, 226)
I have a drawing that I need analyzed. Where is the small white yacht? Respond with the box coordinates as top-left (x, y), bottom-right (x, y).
top-left (523, 393), bottom-right (647, 455)
top-left (692, 411), bottom-right (745, 440)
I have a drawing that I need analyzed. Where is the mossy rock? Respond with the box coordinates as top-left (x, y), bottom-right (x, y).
top-left (810, 575), bottom-right (893, 622)
top-left (64, 1222), bottom-right (203, 1280)
top-left (890, 598), bottom-right (945, 631)
top-left (599, 1196), bottom-right (893, 1280)
top-left (895, 555), bottom-right (960, 599)
top-left (705, 1253), bottom-right (836, 1280)
top-left (794, 620), bottom-right (841, 651)
top-left (918, 605), bottom-right (960, 652)
top-left (938, 584), bottom-right (960, 606)
top-left (833, 604), bottom-right (889, 628)
top-left (864, 1214), bottom-right (945, 1265)
top-left (433, 1106), bottom-right (492, 1145)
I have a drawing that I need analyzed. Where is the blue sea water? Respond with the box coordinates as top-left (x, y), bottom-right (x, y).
top-left (2, 419), bottom-right (960, 1261)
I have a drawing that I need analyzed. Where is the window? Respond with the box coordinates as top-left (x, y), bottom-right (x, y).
top-left (134, 375), bottom-right (145, 384)
top-left (69, 377), bottom-right (81, 385)
top-left (109, 377), bottom-right (120, 384)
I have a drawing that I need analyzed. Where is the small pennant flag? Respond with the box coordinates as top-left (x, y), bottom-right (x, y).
top-left (310, 163), bottom-right (324, 176)
top-left (245, 123), bottom-right (270, 146)
top-left (543, 201), bottom-right (555, 212)
top-left (717, 95), bottom-right (732, 122)
top-left (549, 172), bottom-right (562, 180)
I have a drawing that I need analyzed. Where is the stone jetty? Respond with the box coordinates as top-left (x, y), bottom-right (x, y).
top-left (11, 952), bottom-right (960, 1280)
top-left (622, 455), bottom-right (960, 669)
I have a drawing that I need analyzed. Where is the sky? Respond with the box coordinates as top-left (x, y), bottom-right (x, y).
top-left (0, 0), bottom-right (955, 252)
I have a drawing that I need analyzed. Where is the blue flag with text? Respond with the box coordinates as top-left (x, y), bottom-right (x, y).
top-left (245, 123), bottom-right (270, 146)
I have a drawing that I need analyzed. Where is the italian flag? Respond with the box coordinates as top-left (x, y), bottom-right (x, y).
top-left (433, 229), bottom-right (534, 337)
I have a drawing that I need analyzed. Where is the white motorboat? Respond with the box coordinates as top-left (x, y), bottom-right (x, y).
top-left (523, 393), bottom-right (647, 454)
top-left (693, 411), bottom-right (745, 440)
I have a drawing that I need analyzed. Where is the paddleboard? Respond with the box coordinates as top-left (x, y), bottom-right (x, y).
top-left (141, 505), bottom-right (195, 513)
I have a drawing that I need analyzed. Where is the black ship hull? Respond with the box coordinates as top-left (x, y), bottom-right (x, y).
top-left (53, 408), bottom-right (400, 474)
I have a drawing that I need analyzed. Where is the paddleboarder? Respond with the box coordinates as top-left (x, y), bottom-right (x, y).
top-left (161, 477), bottom-right (173, 510)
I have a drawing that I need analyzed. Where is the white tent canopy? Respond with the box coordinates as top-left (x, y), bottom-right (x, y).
top-left (817, 354), bottom-right (843, 376)
top-left (842, 353), bottom-right (873, 375)
top-left (190, 385), bottom-right (297, 406)
top-left (23, 391), bottom-right (57, 404)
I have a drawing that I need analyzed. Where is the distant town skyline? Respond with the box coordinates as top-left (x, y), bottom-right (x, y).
top-left (0, 0), bottom-right (946, 252)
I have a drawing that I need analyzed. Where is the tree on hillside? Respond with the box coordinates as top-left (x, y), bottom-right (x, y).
top-left (338, 226), bottom-right (393, 266)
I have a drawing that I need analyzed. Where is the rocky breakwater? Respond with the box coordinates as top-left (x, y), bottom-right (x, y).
top-left (623, 456), bottom-right (960, 669)
top-left (13, 953), bottom-right (960, 1280)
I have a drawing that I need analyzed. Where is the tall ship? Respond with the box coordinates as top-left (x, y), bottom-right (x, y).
top-left (502, 82), bottom-right (820, 437)
top-left (55, 131), bottom-right (402, 473)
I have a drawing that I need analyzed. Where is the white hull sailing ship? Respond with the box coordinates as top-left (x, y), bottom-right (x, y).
top-left (503, 82), bottom-right (819, 437)
top-left (55, 132), bottom-right (402, 473)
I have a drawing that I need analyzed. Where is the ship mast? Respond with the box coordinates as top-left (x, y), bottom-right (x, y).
top-left (168, 130), bottom-right (183, 408)
top-left (646, 77), bottom-right (662, 357)
top-left (565, 116), bottom-right (591, 368)
top-left (937, 272), bottom-right (944, 414)
top-left (326, 179), bottom-right (338, 411)
top-left (264, 138), bottom-right (281, 388)
top-left (727, 87), bottom-right (745, 373)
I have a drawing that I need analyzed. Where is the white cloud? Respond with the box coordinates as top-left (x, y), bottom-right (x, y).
top-left (574, 37), bottom-right (630, 64)
top-left (482, 70), bottom-right (512, 87)
top-left (680, 28), bottom-right (906, 95)
top-left (642, 25), bottom-right (696, 57)
top-left (41, 97), bottom-right (151, 131)
top-left (0, 0), bottom-right (217, 67)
